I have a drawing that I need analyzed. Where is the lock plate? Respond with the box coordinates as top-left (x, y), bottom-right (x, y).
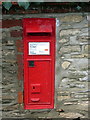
top-left (31, 84), bottom-right (40, 93)
top-left (29, 61), bottom-right (34, 67)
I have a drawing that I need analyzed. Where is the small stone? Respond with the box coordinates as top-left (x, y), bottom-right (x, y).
top-left (62, 61), bottom-right (71, 69)
top-left (77, 36), bottom-right (89, 42)
top-left (56, 109), bottom-right (64, 112)
top-left (71, 54), bottom-right (88, 58)
top-left (87, 15), bottom-right (90, 21)
top-left (84, 45), bottom-right (90, 52)
top-left (64, 102), bottom-right (75, 105)
top-left (59, 112), bottom-right (85, 118)
top-left (58, 96), bottom-right (70, 101)
top-left (59, 38), bottom-right (69, 44)
top-left (70, 36), bottom-right (78, 45)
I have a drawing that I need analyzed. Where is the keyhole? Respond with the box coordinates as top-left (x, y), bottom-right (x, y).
top-left (33, 86), bottom-right (35, 89)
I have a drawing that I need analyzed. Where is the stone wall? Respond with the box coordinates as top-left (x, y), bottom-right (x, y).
top-left (56, 14), bottom-right (89, 117)
top-left (1, 13), bottom-right (89, 118)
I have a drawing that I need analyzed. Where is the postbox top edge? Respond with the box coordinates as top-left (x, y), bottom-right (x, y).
top-left (22, 18), bottom-right (56, 24)
top-left (23, 18), bottom-right (55, 20)
top-left (23, 18), bottom-right (55, 33)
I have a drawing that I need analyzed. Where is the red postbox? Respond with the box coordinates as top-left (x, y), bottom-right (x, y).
top-left (23, 18), bottom-right (56, 109)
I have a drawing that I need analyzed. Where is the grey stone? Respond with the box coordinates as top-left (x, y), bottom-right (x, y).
top-left (60, 29), bottom-right (81, 36)
top-left (81, 28), bottom-right (88, 33)
top-left (79, 32), bottom-right (88, 36)
top-left (68, 59), bottom-right (88, 71)
top-left (84, 45), bottom-right (90, 52)
top-left (71, 53), bottom-right (88, 58)
top-left (59, 45), bottom-right (81, 54)
top-left (2, 31), bottom-right (10, 44)
top-left (59, 112), bottom-right (85, 118)
top-left (79, 76), bottom-right (88, 81)
top-left (87, 15), bottom-right (90, 21)
top-left (74, 94), bottom-right (88, 98)
top-left (2, 45), bottom-right (15, 50)
top-left (75, 84), bottom-right (85, 88)
top-left (70, 36), bottom-right (78, 45)
top-left (60, 23), bottom-right (72, 29)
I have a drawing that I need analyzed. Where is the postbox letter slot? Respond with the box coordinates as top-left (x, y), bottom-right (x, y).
top-left (27, 32), bottom-right (51, 36)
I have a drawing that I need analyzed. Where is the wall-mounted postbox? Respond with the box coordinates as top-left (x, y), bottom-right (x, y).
top-left (23, 18), bottom-right (56, 109)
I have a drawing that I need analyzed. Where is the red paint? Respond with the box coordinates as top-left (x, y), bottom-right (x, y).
top-left (23, 18), bottom-right (56, 109)
top-left (17, 69), bottom-right (23, 81)
top-left (18, 91), bottom-right (23, 104)
top-left (2, 20), bottom-right (22, 28)
top-left (11, 30), bottom-right (22, 37)
top-left (17, 54), bottom-right (23, 65)
top-left (17, 54), bottom-right (23, 80)
top-left (16, 39), bottom-right (23, 53)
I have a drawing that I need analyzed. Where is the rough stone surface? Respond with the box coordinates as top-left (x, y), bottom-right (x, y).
top-left (59, 38), bottom-right (69, 44)
top-left (62, 61), bottom-right (71, 69)
top-left (1, 13), bottom-right (89, 119)
top-left (60, 15), bottom-right (83, 23)
top-left (59, 45), bottom-right (81, 54)
top-left (84, 45), bottom-right (90, 52)
top-left (60, 29), bottom-right (81, 36)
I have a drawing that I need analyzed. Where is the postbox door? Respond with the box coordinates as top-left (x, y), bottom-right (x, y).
top-left (28, 60), bottom-right (52, 104)
top-left (23, 18), bottom-right (55, 109)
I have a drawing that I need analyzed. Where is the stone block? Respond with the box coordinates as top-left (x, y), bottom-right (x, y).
top-left (3, 104), bottom-right (19, 111)
top-left (71, 54), bottom-right (88, 58)
top-left (79, 76), bottom-right (88, 81)
top-left (70, 36), bottom-right (79, 45)
top-left (60, 112), bottom-right (84, 118)
top-left (62, 61), bottom-right (71, 69)
top-left (58, 96), bottom-right (70, 101)
top-left (77, 36), bottom-right (88, 45)
top-left (60, 24), bottom-right (72, 30)
top-left (81, 28), bottom-right (88, 34)
top-left (59, 46), bottom-right (81, 54)
top-left (74, 94), bottom-right (88, 98)
top-left (2, 50), bottom-right (16, 61)
top-left (60, 15), bottom-right (83, 23)
top-left (59, 38), bottom-right (69, 44)
top-left (60, 29), bottom-right (81, 36)
top-left (67, 71), bottom-right (87, 80)
top-left (84, 45), bottom-right (90, 52)
top-left (79, 32), bottom-right (88, 36)
top-left (2, 30), bottom-right (10, 43)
